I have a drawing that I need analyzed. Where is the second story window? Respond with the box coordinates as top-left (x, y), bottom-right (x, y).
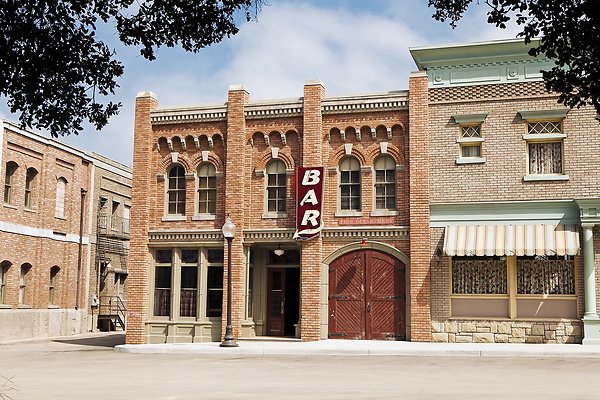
top-left (266, 160), bottom-right (286, 213)
top-left (167, 165), bottom-right (186, 215)
top-left (3, 161), bottom-right (18, 205)
top-left (374, 155), bottom-right (396, 211)
top-left (197, 163), bottom-right (216, 215)
top-left (339, 156), bottom-right (360, 211)
top-left (527, 122), bottom-right (563, 175)
top-left (24, 167), bottom-right (38, 209)
top-left (452, 113), bottom-right (487, 165)
top-left (55, 177), bottom-right (67, 218)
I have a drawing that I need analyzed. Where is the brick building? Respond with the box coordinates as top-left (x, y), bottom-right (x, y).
top-left (127, 38), bottom-right (600, 345)
top-left (0, 120), bottom-right (131, 341)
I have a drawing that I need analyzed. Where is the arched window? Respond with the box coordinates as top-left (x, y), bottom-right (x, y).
top-left (339, 157), bottom-right (361, 211)
top-left (25, 167), bottom-right (38, 209)
top-left (197, 163), bottom-right (216, 215)
top-left (3, 161), bottom-right (18, 205)
top-left (49, 266), bottom-right (60, 306)
top-left (55, 177), bottom-right (67, 218)
top-left (0, 261), bottom-right (10, 304)
top-left (374, 155), bottom-right (396, 211)
top-left (266, 160), bottom-right (287, 213)
top-left (167, 165), bottom-right (186, 215)
top-left (19, 263), bottom-right (32, 305)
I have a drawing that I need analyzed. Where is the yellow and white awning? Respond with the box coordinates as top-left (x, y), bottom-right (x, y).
top-left (443, 224), bottom-right (580, 257)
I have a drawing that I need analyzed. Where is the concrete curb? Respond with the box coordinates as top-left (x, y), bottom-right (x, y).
top-left (114, 340), bottom-right (600, 358)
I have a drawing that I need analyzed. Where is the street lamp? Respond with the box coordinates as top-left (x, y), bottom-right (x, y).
top-left (220, 216), bottom-right (238, 347)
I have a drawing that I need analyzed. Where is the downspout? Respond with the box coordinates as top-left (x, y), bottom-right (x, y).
top-left (75, 188), bottom-right (87, 309)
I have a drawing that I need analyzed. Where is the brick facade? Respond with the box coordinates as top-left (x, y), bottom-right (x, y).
top-left (127, 39), bottom-right (600, 345)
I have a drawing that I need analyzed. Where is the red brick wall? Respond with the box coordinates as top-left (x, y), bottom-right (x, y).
top-left (408, 71), bottom-right (432, 342)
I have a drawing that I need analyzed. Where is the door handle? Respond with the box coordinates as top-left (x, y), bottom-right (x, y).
top-left (367, 303), bottom-right (371, 313)
top-left (281, 301), bottom-right (284, 314)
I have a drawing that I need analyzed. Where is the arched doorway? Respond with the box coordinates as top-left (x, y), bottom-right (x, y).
top-left (328, 249), bottom-right (406, 340)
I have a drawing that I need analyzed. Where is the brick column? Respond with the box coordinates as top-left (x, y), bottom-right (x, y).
top-left (300, 80), bottom-right (325, 341)
top-left (408, 71), bottom-right (432, 342)
top-left (223, 85), bottom-right (249, 340)
top-left (126, 91), bottom-right (158, 344)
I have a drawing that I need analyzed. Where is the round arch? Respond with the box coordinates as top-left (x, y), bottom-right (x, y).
top-left (322, 241), bottom-right (410, 267)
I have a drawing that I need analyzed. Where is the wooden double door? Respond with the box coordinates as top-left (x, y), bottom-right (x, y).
top-left (328, 250), bottom-right (406, 340)
top-left (266, 268), bottom-right (300, 337)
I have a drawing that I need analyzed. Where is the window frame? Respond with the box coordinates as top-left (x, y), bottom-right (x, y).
top-left (24, 167), bottom-right (38, 209)
top-left (55, 177), bottom-right (67, 218)
top-left (337, 156), bottom-right (361, 214)
top-left (165, 164), bottom-right (186, 217)
top-left (0, 261), bottom-right (9, 305)
top-left (19, 263), bottom-right (31, 306)
top-left (196, 163), bottom-right (217, 219)
top-left (49, 266), bottom-right (60, 306)
top-left (4, 161), bottom-right (18, 205)
top-left (373, 155), bottom-right (397, 212)
top-left (263, 159), bottom-right (287, 218)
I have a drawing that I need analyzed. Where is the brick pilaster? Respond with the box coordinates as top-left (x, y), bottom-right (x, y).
top-left (408, 71), bottom-right (432, 342)
top-left (222, 85), bottom-right (249, 340)
top-left (126, 91), bottom-right (158, 344)
top-left (300, 80), bottom-right (325, 341)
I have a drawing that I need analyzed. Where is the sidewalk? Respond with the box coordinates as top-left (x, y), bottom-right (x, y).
top-left (115, 338), bottom-right (600, 358)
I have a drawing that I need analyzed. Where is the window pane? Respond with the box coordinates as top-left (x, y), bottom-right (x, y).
top-left (155, 266), bottom-right (172, 288)
top-left (206, 266), bottom-right (223, 317)
top-left (452, 257), bottom-right (506, 294)
top-left (207, 249), bottom-right (224, 264)
top-left (350, 197), bottom-right (360, 210)
top-left (156, 250), bottom-right (172, 264)
top-left (181, 249), bottom-right (198, 264)
top-left (517, 256), bottom-right (574, 295)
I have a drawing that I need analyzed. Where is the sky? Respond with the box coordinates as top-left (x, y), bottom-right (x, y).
top-left (0, 0), bottom-right (523, 166)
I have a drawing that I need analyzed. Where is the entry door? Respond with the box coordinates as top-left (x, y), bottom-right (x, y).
top-left (329, 250), bottom-right (406, 340)
top-left (266, 268), bottom-right (285, 336)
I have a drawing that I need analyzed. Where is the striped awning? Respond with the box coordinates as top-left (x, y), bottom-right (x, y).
top-left (443, 224), bottom-right (580, 257)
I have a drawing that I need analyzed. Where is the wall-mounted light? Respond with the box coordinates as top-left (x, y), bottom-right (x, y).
top-left (274, 244), bottom-right (285, 256)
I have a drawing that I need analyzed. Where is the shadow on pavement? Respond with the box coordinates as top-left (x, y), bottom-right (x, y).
top-left (53, 333), bottom-right (125, 348)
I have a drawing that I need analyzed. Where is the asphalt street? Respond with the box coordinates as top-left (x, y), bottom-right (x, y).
top-left (1, 333), bottom-right (600, 400)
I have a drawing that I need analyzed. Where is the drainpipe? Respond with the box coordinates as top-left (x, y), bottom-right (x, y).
top-left (75, 188), bottom-right (87, 310)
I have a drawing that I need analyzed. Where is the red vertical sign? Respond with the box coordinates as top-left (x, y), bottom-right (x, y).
top-left (293, 167), bottom-right (324, 241)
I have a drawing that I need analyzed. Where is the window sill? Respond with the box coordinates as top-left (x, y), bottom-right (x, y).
top-left (335, 210), bottom-right (362, 218)
top-left (192, 214), bottom-right (216, 221)
top-left (370, 210), bottom-right (399, 217)
top-left (54, 215), bottom-right (67, 221)
top-left (48, 304), bottom-right (59, 309)
top-left (161, 215), bottom-right (186, 222)
top-left (3, 203), bottom-right (17, 210)
top-left (456, 157), bottom-right (486, 165)
top-left (262, 212), bottom-right (288, 219)
top-left (0, 304), bottom-right (12, 309)
top-left (24, 208), bottom-right (37, 213)
top-left (523, 174), bottom-right (569, 182)
top-left (17, 304), bottom-right (32, 309)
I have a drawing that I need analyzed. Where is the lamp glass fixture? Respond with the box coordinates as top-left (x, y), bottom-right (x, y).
top-left (222, 217), bottom-right (236, 238)
top-left (274, 244), bottom-right (285, 256)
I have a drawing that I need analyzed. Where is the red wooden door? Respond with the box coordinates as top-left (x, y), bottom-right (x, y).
top-left (329, 250), bottom-right (405, 340)
top-left (266, 268), bottom-right (285, 336)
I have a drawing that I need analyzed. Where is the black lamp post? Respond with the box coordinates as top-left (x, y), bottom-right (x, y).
top-left (220, 216), bottom-right (238, 347)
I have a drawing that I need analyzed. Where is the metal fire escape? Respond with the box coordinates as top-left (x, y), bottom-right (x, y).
top-left (95, 209), bottom-right (129, 330)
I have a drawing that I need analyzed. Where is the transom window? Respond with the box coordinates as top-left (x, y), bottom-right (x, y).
top-left (25, 167), bottom-right (37, 208)
top-left (167, 165), bottom-right (186, 215)
top-left (266, 160), bottom-right (286, 213)
top-left (462, 125), bottom-right (481, 138)
top-left (197, 163), bottom-right (216, 215)
top-left (528, 121), bottom-right (561, 135)
top-left (4, 161), bottom-right (18, 205)
top-left (339, 157), bottom-right (360, 211)
top-left (374, 155), bottom-right (396, 210)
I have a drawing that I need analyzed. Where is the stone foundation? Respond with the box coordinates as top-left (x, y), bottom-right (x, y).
top-left (431, 320), bottom-right (582, 344)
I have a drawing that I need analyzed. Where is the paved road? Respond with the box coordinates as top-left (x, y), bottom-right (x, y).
top-left (1, 333), bottom-right (600, 400)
